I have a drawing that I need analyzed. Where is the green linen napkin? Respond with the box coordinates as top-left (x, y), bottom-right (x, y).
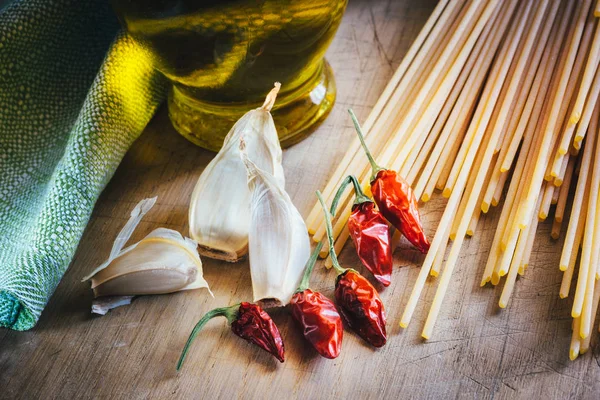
top-left (0, 0), bottom-right (167, 330)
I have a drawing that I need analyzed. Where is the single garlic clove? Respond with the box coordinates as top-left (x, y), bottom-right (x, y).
top-left (84, 198), bottom-right (211, 301)
top-left (242, 151), bottom-right (310, 307)
top-left (188, 83), bottom-right (284, 262)
top-left (92, 267), bottom-right (196, 297)
top-left (87, 229), bottom-right (211, 298)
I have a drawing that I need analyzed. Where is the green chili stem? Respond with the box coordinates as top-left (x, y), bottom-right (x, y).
top-left (331, 175), bottom-right (372, 214)
top-left (296, 241), bottom-right (324, 293)
top-left (177, 304), bottom-right (240, 371)
top-left (316, 190), bottom-right (346, 276)
top-left (348, 109), bottom-right (382, 180)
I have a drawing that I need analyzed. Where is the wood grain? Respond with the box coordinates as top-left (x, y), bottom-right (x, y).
top-left (2, 1), bottom-right (600, 399)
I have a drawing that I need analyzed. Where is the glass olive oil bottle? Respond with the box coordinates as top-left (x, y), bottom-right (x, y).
top-left (112, 0), bottom-right (348, 151)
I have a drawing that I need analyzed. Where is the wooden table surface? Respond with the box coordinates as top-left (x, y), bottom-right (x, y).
top-left (2, 1), bottom-right (600, 399)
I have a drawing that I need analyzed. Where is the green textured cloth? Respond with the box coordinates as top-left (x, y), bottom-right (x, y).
top-left (0, 0), bottom-right (167, 330)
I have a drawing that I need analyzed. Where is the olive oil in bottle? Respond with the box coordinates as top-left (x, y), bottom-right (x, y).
top-left (112, 0), bottom-right (348, 151)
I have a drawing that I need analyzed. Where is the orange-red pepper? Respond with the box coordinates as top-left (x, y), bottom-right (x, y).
top-left (177, 302), bottom-right (284, 370)
top-left (317, 190), bottom-right (387, 348)
top-left (349, 109), bottom-right (430, 253)
top-left (290, 241), bottom-right (343, 359)
top-left (332, 175), bottom-right (393, 286)
top-left (371, 169), bottom-right (429, 253)
top-left (291, 289), bottom-right (343, 358)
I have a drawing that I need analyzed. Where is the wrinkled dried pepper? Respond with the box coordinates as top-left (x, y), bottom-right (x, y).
top-left (317, 190), bottom-right (387, 348)
top-left (349, 109), bottom-right (430, 253)
top-left (332, 175), bottom-right (393, 286)
top-left (177, 302), bottom-right (284, 370)
top-left (335, 269), bottom-right (386, 347)
top-left (291, 241), bottom-right (343, 359)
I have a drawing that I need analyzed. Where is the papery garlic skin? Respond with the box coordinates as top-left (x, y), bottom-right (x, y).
top-left (243, 156), bottom-right (310, 307)
top-left (83, 199), bottom-right (211, 298)
top-left (189, 84), bottom-right (284, 262)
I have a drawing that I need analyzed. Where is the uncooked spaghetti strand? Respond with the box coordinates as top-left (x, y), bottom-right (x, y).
top-left (468, 153), bottom-right (497, 236)
top-left (555, 158), bottom-right (576, 224)
top-left (560, 200), bottom-right (586, 299)
top-left (553, 153), bottom-right (571, 186)
top-left (452, 130), bottom-right (493, 240)
top-left (521, 200), bottom-right (541, 271)
top-left (580, 282), bottom-right (600, 354)
top-left (499, 194), bottom-right (542, 308)
top-left (491, 170), bottom-right (509, 208)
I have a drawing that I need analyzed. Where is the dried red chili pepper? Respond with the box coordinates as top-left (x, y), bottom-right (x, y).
top-left (290, 241), bottom-right (343, 359)
top-left (317, 190), bottom-right (387, 348)
top-left (332, 175), bottom-right (392, 286)
top-left (335, 269), bottom-right (386, 347)
top-left (177, 302), bottom-right (284, 370)
top-left (349, 109), bottom-right (430, 253)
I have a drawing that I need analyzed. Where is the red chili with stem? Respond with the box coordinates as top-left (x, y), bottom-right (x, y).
top-left (331, 174), bottom-right (393, 286)
top-left (290, 241), bottom-right (343, 359)
top-left (317, 190), bottom-right (387, 348)
top-left (177, 302), bottom-right (284, 370)
top-left (348, 109), bottom-right (430, 253)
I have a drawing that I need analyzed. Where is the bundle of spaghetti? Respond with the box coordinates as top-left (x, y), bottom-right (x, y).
top-left (308, 0), bottom-right (600, 353)
top-left (550, 5), bottom-right (598, 179)
top-left (305, 0), bottom-right (463, 236)
top-left (412, 0), bottom-right (553, 339)
top-left (316, 0), bottom-right (506, 259)
top-left (313, 0), bottom-right (500, 259)
top-left (312, 0), bottom-right (475, 254)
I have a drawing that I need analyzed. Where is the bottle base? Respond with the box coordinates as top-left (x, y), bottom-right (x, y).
top-left (167, 60), bottom-right (336, 152)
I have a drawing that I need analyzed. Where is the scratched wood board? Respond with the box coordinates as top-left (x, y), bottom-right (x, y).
top-left (1, 0), bottom-right (599, 399)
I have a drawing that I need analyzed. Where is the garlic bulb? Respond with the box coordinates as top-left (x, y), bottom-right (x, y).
top-left (83, 198), bottom-right (211, 298)
top-left (189, 83), bottom-right (284, 262)
top-left (242, 152), bottom-right (310, 307)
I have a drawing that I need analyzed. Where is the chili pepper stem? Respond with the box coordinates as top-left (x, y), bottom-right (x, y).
top-left (331, 175), bottom-right (372, 214)
top-left (177, 304), bottom-right (240, 371)
top-left (316, 190), bottom-right (346, 276)
top-left (296, 241), bottom-right (324, 293)
top-left (348, 109), bottom-right (383, 180)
